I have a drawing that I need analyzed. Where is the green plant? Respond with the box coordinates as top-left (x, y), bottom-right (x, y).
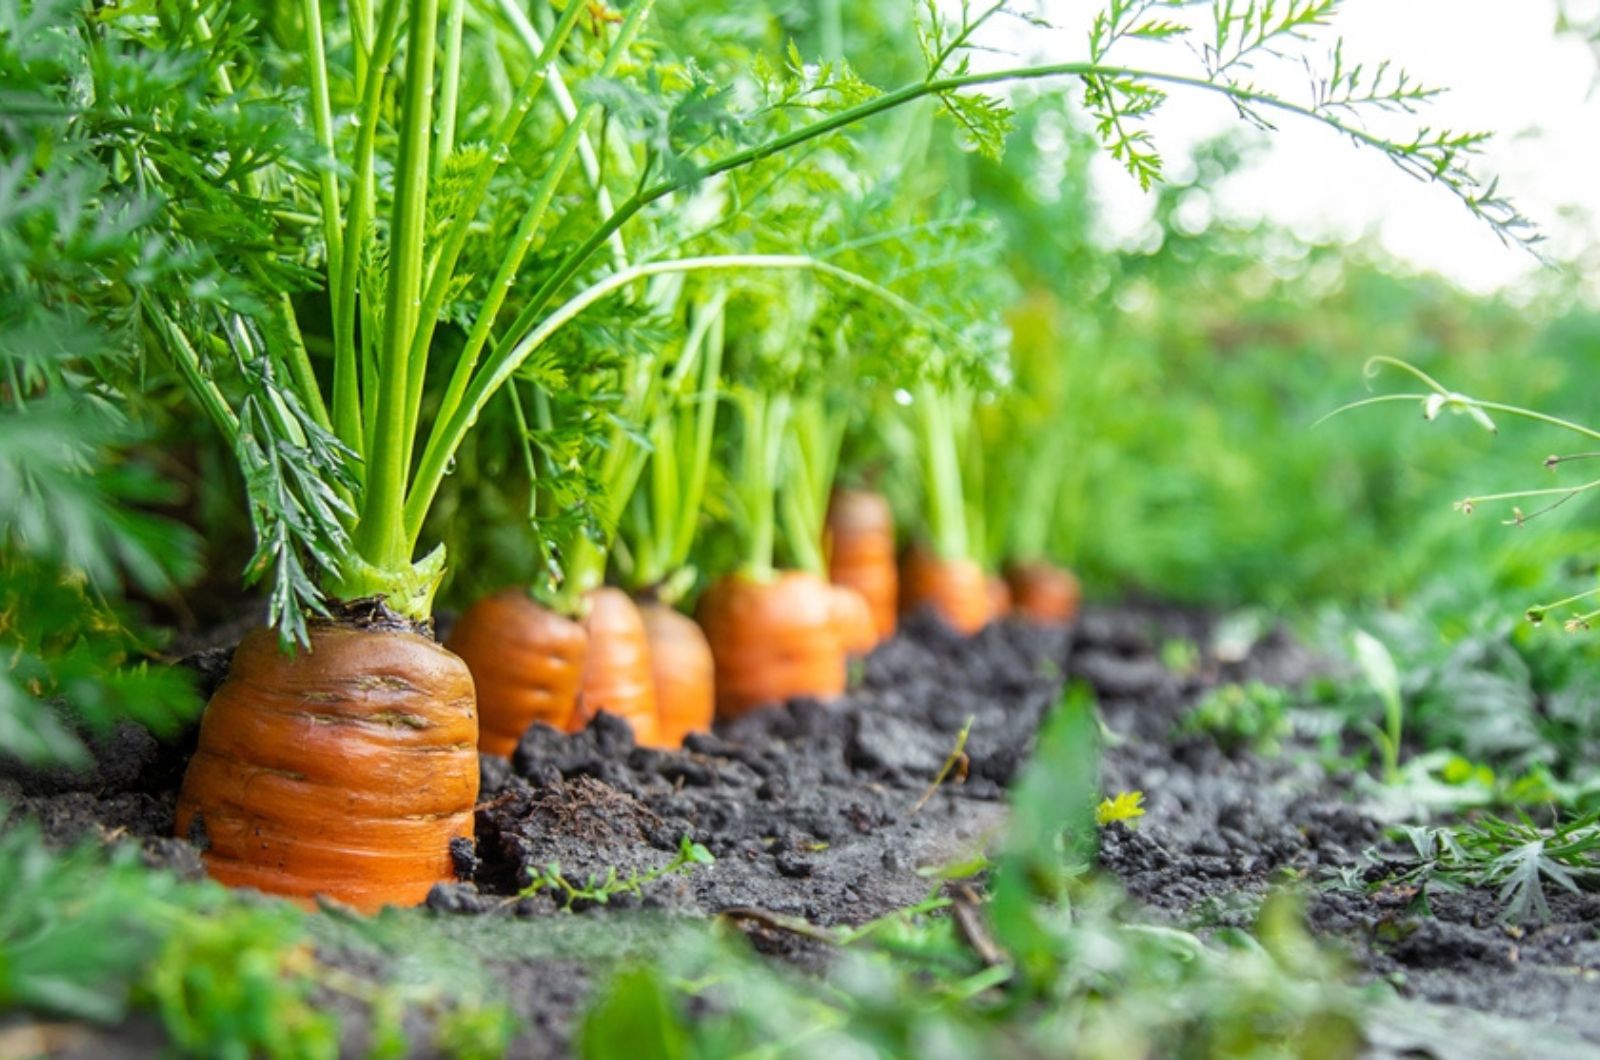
top-left (1335, 357), bottom-right (1600, 631)
top-left (517, 835), bottom-right (715, 909)
top-left (1182, 681), bottom-right (1291, 756)
top-left (0, 0), bottom-right (207, 764)
top-left (1363, 811), bottom-right (1600, 924)
top-left (1352, 629), bottom-right (1405, 783)
top-left (25, 0), bottom-right (1519, 647)
top-left (138, 902), bottom-right (339, 1059)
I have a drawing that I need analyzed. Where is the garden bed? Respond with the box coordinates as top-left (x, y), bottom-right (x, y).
top-left (5, 604), bottom-right (1600, 1057)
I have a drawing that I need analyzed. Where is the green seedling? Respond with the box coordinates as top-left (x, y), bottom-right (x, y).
top-left (518, 836), bottom-right (715, 909)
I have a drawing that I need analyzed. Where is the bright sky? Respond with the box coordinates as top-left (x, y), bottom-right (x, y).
top-left (972, 1), bottom-right (1600, 294)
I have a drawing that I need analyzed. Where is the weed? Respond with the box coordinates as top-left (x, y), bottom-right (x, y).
top-left (1341, 810), bottom-right (1600, 924)
top-left (1182, 681), bottom-right (1291, 756)
top-left (517, 835), bottom-right (715, 909)
top-left (1096, 791), bottom-right (1147, 827)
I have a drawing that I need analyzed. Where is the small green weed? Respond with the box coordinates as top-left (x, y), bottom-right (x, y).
top-left (1181, 681), bottom-right (1290, 755)
top-left (1340, 810), bottom-right (1600, 924)
top-left (518, 835), bottom-right (715, 908)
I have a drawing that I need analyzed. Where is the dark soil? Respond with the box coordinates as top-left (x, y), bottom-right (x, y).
top-left (6, 603), bottom-right (1600, 1057)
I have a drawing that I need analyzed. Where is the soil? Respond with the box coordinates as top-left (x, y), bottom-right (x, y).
top-left (5, 603), bottom-right (1600, 1058)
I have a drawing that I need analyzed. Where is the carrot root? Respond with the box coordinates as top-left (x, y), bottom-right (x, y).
top-left (175, 625), bottom-right (479, 913)
top-left (639, 600), bottom-right (715, 748)
top-left (447, 588), bottom-right (587, 756)
top-left (1005, 561), bottom-right (1083, 625)
top-left (574, 587), bottom-right (664, 748)
top-left (826, 489), bottom-right (897, 643)
top-left (899, 547), bottom-right (993, 635)
top-left (699, 570), bottom-right (848, 719)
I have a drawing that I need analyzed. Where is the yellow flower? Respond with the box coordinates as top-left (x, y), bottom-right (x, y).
top-left (1096, 791), bottom-right (1146, 827)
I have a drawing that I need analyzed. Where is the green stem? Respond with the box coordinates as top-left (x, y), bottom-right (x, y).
top-left (494, 0), bottom-right (633, 268)
top-left (670, 298), bottom-right (726, 572)
top-left (271, 293), bottom-right (334, 436)
top-left (299, 0), bottom-right (344, 329)
top-left (415, 2), bottom-right (650, 508)
top-left (331, 0), bottom-right (405, 461)
top-left (778, 397), bottom-right (841, 576)
top-left (352, 0), bottom-right (441, 574)
top-left (407, 254), bottom-right (941, 542)
top-left (506, 379), bottom-right (539, 523)
top-left (400, 0), bottom-right (590, 460)
top-left (436, 0), bottom-right (466, 166)
top-left (144, 302), bottom-right (239, 444)
top-left (1009, 418), bottom-right (1071, 562)
top-left (739, 391), bottom-right (790, 581)
top-left (917, 383), bottom-right (969, 561)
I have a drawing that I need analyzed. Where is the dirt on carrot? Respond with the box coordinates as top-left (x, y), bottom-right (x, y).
top-left (574, 588), bottom-right (663, 748)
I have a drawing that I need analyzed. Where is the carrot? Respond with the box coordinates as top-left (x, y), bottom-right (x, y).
top-left (638, 600), bottom-right (715, 748)
top-left (831, 584), bottom-right (877, 656)
top-left (899, 545), bottom-right (993, 635)
top-left (698, 570), bottom-right (847, 719)
top-left (825, 488), bottom-right (897, 644)
top-left (572, 587), bottom-right (664, 747)
top-left (175, 625), bottom-right (478, 913)
top-left (1005, 561), bottom-right (1083, 626)
top-left (446, 588), bottom-right (587, 756)
top-left (988, 574), bottom-right (1014, 621)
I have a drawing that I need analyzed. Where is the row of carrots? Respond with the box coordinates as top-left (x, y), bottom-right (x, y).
top-left (450, 487), bottom-right (1080, 760)
top-left (175, 487), bottom-right (1078, 914)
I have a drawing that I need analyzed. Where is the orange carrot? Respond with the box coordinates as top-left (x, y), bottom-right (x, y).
top-left (831, 584), bottom-right (877, 656)
top-left (698, 570), bottom-right (847, 719)
top-left (825, 489), bottom-right (897, 643)
top-left (988, 574), bottom-right (1013, 621)
top-left (1005, 561), bottom-right (1083, 626)
top-left (175, 625), bottom-right (478, 913)
top-left (447, 588), bottom-right (587, 756)
top-left (572, 587), bottom-right (664, 747)
top-left (638, 600), bottom-right (715, 748)
top-left (899, 546), bottom-right (993, 635)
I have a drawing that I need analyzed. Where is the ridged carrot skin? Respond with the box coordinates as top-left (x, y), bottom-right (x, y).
top-left (175, 625), bottom-right (479, 913)
top-left (698, 570), bottom-right (847, 719)
top-left (573, 587), bottom-right (664, 747)
top-left (638, 600), bottom-right (715, 748)
top-left (826, 489), bottom-right (897, 644)
top-left (899, 546), bottom-right (993, 635)
top-left (1005, 561), bottom-right (1082, 625)
top-left (447, 588), bottom-right (587, 755)
top-left (831, 584), bottom-right (877, 655)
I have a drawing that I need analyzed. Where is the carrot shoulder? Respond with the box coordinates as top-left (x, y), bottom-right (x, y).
top-left (447, 588), bottom-right (587, 756)
top-left (899, 546), bottom-right (993, 635)
top-left (826, 489), bottom-right (897, 643)
top-left (830, 584), bottom-right (877, 656)
top-left (1005, 561), bottom-right (1082, 625)
top-left (573, 587), bottom-right (664, 747)
top-left (698, 570), bottom-right (847, 719)
top-left (638, 600), bottom-right (715, 748)
top-left (175, 625), bottom-right (479, 913)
